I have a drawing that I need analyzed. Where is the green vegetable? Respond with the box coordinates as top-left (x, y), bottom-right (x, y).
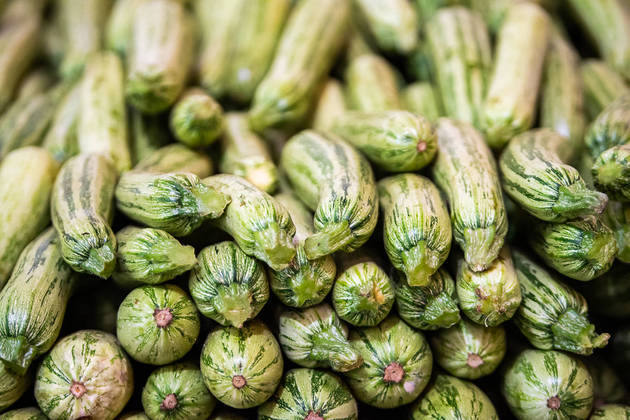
top-left (311, 78), bottom-right (347, 131)
top-left (0, 364), bottom-right (31, 412)
top-left (16, 68), bottom-right (55, 100)
top-left (405, 42), bottom-right (433, 82)
top-left (0, 408), bottom-right (46, 420)
top-left (591, 405), bottom-right (630, 419)
top-left (585, 358), bottom-right (628, 407)
top-left (581, 59), bottom-right (629, 120)
top-left (345, 54), bottom-right (401, 112)
top-left (134, 143), bottom-right (213, 178)
top-left (578, 264), bottom-right (630, 318)
top-left (105, 0), bottom-right (145, 57)
top-left (170, 88), bottom-right (224, 148)
top-left (130, 109), bottom-right (171, 165)
top-left (593, 143), bottom-right (630, 201)
top-left (42, 82), bottom-right (81, 163)
top-left (352, 0), bottom-right (418, 54)
top-left (586, 94), bottom-right (630, 159)
top-left (401, 82), bottom-right (442, 121)
top-left (602, 201), bottom-right (630, 262)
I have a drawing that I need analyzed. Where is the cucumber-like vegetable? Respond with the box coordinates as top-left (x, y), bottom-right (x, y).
top-left (345, 25), bottom-right (374, 63)
top-left (219, 113), bottom-right (278, 194)
top-left (201, 321), bottom-right (283, 409)
top-left (34, 330), bottom-right (133, 420)
top-left (126, 0), bottom-right (193, 114)
top-left (591, 405), bottom-right (630, 419)
top-left (0, 147), bottom-right (58, 289)
top-left (481, 2), bottom-right (550, 148)
top-left (352, 0), bottom-right (418, 54)
top-left (585, 358), bottom-right (628, 407)
top-left (141, 363), bottom-right (216, 420)
top-left (426, 7), bottom-right (491, 128)
top-left (0, 364), bottom-right (31, 412)
top-left (503, 349), bottom-right (593, 420)
top-left (130, 110), bottom-right (171, 166)
top-left (331, 110), bottom-right (437, 172)
top-left (500, 128), bottom-right (608, 222)
top-left (51, 154), bottom-right (118, 277)
top-left (378, 174), bottom-right (451, 286)
top-left (432, 118), bottom-right (507, 271)
top-left (134, 143), bottom-right (213, 178)
top-left (586, 94), bottom-right (630, 158)
top-left (170, 88), bottom-right (224, 148)
top-left (345, 54), bottom-right (401, 112)
top-left (203, 174), bottom-right (295, 270)
top-left (105, 0), bottom-right (145, 57)
top-left (345, 316), bottom-right (432, 408)
top-left (268, 193), bottom-right (336, 308)
top-left (281, 130), bottom-right (378, 259)
top-left (42, 82), bottom-right (81, 163)
top-left (0, 408), bottom-right (46, 420)
top-left (578, 264), bottom-right (630, 318)
top-left (249, 0), bottom-right (350, 131)
top-left (593, 143), bottom-right (630, 201)
top-left (513, 249), bottom-right (609, 355)
top-left (189, 241), bottom-right (269, 328)
top-left (16, 68), bottom-right (54, 100)
top-left (581, 59), bottom-right (630, 120)
top-left (401, 82), bottom-right (442, 121)
top-left (312, 79), bottom-right (347, 131)
top-left (278, 303), bottom-right (363, 372)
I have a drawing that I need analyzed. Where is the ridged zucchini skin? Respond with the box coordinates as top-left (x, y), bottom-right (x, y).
top-left (431, 118), bottom-right (507, 271)
top-left (0, 364), bottom-right (31, 412)
top-left (401, 82), bottom-right (442, 122)
top-left (134, 143), bottom-right (213, 178)
top-left (500, 128), bottom-right (608, 222)
top-left (196, 0), bottom-right (290, 104)
top-left (248, 0), bottom-right (350, 131)
top-left (258, 368), bottom-right (358, 420)
top-left (278, 303), bottom-right (363, 372)
top-left (0, 147), bottom-right (58, 289)
top-left (141, 363), bottom-right (216, 420)
top-left (0, 407), bottom-right (46, 420)
top-left (345, 316), bottom-right (432, 409)
top-left (502, 349), bottom-right (593, 420)
top-left (281, 130), bottom-right (378, 259)
top-left (201, 321), bottom-right (283, 409)
top-left (51, 154), bottom-right (118, 278)
top-left (202, 175), bottom-right (295, 270)
top-left (345, 54), bottom-right (401, 112)
top-left (512, 250), bottom-right (609, 355)
top-left (219, 113), bottom-right (278, 194)
top-left (331, 110), bottom-right (437, 172)
top-left (42, 82), bottom-right (81, 163)
top-left (170, 88), bottom-right (224, 148)
top-left (431, 318), bottom-right (506, 380)
top-left (426, 7), bottom-right (491, 129)
top-left (591, 405), bottom-right (630, 419)
top-left (586, 94), bottom-right (630, 158)
top-left (352, 0), bottom-right (418, 54)
top-left (592, 143), bottom-right (630, 201)
top-left (481, 2), bottom-right (550, 148)
top-left (189, 241), bottom-right (269, 328)
top-left (130, 110), bottom-right (170, 166)
top-left (581, 59), bottom-right (630, 120)
top-left (105, 0), bottom-right (145, 57)
top-left (34, 330), bottom-right (133, 420)
top-left (312, 79), bottom-right (347, 131)
top-left (126, 0), bottom-right (193, 114)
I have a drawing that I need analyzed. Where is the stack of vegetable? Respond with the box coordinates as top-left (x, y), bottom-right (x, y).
top-left (0, 0), bottom-right (629, 419)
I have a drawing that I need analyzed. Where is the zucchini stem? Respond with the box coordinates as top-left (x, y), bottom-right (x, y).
top-left (0, 335), bottom-right (37, 374)
top-left (554, 185), bottom-right (608, 219)
top-left (423, 293), bottom-right (461, 329)
top-left (160, 393), bottom-right (178, 411)
top-left (304, 221), bottom-right (353, 259)
top-left (551, 308), bottom-right (610, 355)
top-left (310, 328), bottom-right (363, 372)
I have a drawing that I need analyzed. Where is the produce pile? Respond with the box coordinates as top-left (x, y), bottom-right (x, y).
top-left (0, 0), bottom-right (630, 418)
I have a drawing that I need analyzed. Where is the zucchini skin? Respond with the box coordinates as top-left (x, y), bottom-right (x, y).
top-left (0, 358), bottom-right (31, 412)
top-left (51, 154), bottom-right (118, 278)
top-left (592, 405), bottom-right (630, 419)
top-left (345, 54), bottom-right (401, 112)
top-left (0, 407), bottom-right (46, 420)
top-left (431, 118), bottom-right (507, 271)
top-left (401, 82), bottom-right (443, 122)
top-left (134, 143), bottom-right (213, 178)
top-left (170, 87), bottom-right (224, 148)
top-left (378, 174), bottom-right (451, 286)
top-left (16, 68), bottom-right (54, 100)
top-left (602, 201), bottom-right (630, 262)
top-left (42, 82), bottom-right (81, 164)
top-left (311, 78), bottom-right (347, 131)
top-left (281, 130), bottom-right (378, 259)
top-left (352, 0), bottom-right (418, 54)
top-left (105, 0), bottom-right (145, 57)
top-left (581, 59), bottom-right (630, 120)
top-left (586, 94), bottom-right (630, 159)
top-left (500, 128), bottom-right (608, 222)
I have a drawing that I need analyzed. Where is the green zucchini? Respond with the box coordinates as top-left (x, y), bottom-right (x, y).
top-left (586, 94), bottom-right (630, 158)
top-left (52, 154), bottom-right (117, 278)
top-left (105, 0), bottom-right (145, 57)
top-left (312, 79), bottom-right (347, 131)
top-left (0, 364), bottom-right (31, 412)
top-left (141, 363), bottom-right (216, 420)
top-left (170, 88), bottom-right (224, 148)
top-left (581, 59), bottom-right (630, 120)
top-left (189, 241), bottom-right (269, 328)
top-left (34, 330), bottom-right (133, 420)
top-left (281, 130), bottom-right (378, 259)
top-left (134, 143), bottom-right (213, 178)
top-left (130, 110), bottom-right (171, 166)
top-left (591, 405), bottom-right (630, 419)
top-left (378, 173), bottom-right (451, 286)
top-left (578, 264), bottom-right (630, 318)
top-left (345, 316), bottom-right (432, 408)
top-left (249, 0), bottom-right (350, 131)
top-left (42, 81), bottom-right (81, 163)
top-left (352, 0), bottom-right (418, 54)
top-left (0, 408), bottom-right (46, 420)
top-left (201, 320), bottom-right (283, 409)
top-left (503, 349), bottom-right (593, 420)
top-left (203, 174), bottom-right (295, 270)
top-left (331, 110), bottom-right (437, 172)
top-left (278, 303), bottom-right (363, 372)
top-left (500, 128), bottom-right (608, 222)
top-left (345, 54), bottom-right (401, 112)
top-left (481, 2), bottom-right (550, 148)
top-left (345, 25), bottom-right (374, 63)
top-left (585, 358), bottom-right (628, 407)
top-left (405, 41), bottom-right (432, 82)
top-left (16, 68), bottom-right (55, 100)
top-left (512, 249), bottom-right (609, 355)
top-left (593, 143), bottom-right (630, 201)
top-left (401, 82), bottom-right (442, 122)
top-left (432, 118), bottom-right (507, 271)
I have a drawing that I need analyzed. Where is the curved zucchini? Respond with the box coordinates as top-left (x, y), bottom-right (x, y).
top-left (581, 59), bottom-right (629, 120)
top-left (585, 94), bottom-right (630, 159)
top-left (130, 110), bottom-right (170, 166)
top-left (352, 0), bottom-right (418, 54)
top-left (345, 54), bottom-right (400, 112)
top-left (0, 364), bottom-right (31, 412)
top-left (170, 87), bottom-right (224, 148)
top-left (42, 82), bottom-right (81, 163)
top-left (401, 82), bottom-right (442, 122)
top-left (134, 143), bottom-right (213, 178)
top-left (602, 201), bottom-right (630, 262)
top-left (312, 78), bottom-right (347, 131)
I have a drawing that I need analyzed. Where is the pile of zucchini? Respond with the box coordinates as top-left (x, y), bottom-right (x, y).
top-left (0, 0), bottom-right (629, 419)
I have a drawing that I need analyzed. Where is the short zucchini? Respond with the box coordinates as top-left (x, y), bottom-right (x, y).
top-left (170, 87), bottom-right (224, 148)
top-left (352, 0), bottom-right (418, 54)
top-left (134, 143), bottom-right (214, 178)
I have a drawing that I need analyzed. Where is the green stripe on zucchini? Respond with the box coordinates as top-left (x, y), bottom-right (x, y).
top-left (170, 87), bottom-right (224, 148)
top-left (581, 59), bottom-right (629, 121)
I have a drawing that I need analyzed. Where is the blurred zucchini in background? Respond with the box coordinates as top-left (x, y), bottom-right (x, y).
top-left (602, 201), bottom-right (630, 262)
top-left (130, 109), bottom-right (170, 165)
top-left (401, 82), bottom-right (442, 121)
top-left (586, 94), bottom-right (630, 159)
top-left (0, 407), bottom-right (46, 420)
top-left (134, 143), bottom-right (213, 178)
top-left (105, 0), bottom-right (145, 57)
top-left (345, 53), bottom-right (401, 112)
top-left (352, 0), bottom-right (418, 55)
top-left (16, 68), bottom-right (55, 100)
top-left (581, 59), bottom-right (630, 120)
top-left (170, 88), bottom-right (224, 148)
top-left (42, 81), bottom-right (81, 163)
top-left (0, 364), bottom-right (31, 412)
top-left (311, 78), bottom-right (347, 131)
top-left (593, 143), bottom-right (630, 202)
top-left (592, 405), bottom-right (630, 419)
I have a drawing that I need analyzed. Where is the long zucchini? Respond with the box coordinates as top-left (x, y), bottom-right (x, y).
top-left (134, 143), bottom-right (213, 178)
top-left (42, 82), bottom-right (81, 163)
top-left (401, 82), bottom-right (443, 122)
top-left (345, 54), bottom-right (401, 112)
top-left (352, 0), bottom-right (418, 54)
top-left (581, 59), bottom-right (630, 120)
top-left (105, 0), bottom-right (145, 57)
top-left (311, 79), bottom-right (347, 131)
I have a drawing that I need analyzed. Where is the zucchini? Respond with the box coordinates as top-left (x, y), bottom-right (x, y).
top-left (281, 130), bottom-right (378, 259)
top-left (593, 143), bottom-right (630, 201)
top-left (578, 264), bottom-right (630, 319)
top-left (170, 88), bottom-right (224, 148)
top-left (331, 110), bottom-right (437, 172)
top-left (105, 0), bottom-right (145, 57)
top-left (311, 78), bottom-right (347, 131)
top-left (134, 143), bottom-right (213, 178)
top-left (345, 316), bottom-right (432, 408)
top-left (42, 82), bottom-right (81, 163)
top-left (592, 405), bottom-right (630, 419)
top-left (405, 41), bottom-right (433, 82)
top-left (16, 68), bottom-right (55, 100)
top-left (189, 241), bottom-right (269, 328)
top-left (431, 118), bottom-right (507, 271)
top-left (130, 110), bottom-right (171, 165)
top-left (51, 154), bottom-right (118, 278)
top-left (481, 2), bottom-right (550, 148)
top-left (581, 59), bottom-right (630, 120)
top-left (401, 82), bottom-right (442, 121)
top-left (345, 54), bottom-right (401, 112)
top-left (585, 94), bottom-right (630, 159)
top-left (0, 363), bottom-right (31, 412)
top-left (0, 408), bottom-right (46, 420)
top-left (352, 0), bottom-right (418, 54)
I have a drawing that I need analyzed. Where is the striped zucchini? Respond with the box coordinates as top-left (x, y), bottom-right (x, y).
top-left (312, 79), bottom-right (347, 132)
top-left (481, 2), bottom-right (550, 148)
top-left (249, 0), bottom-right (350, 131)
top-left (42, 82), bottom-right (81, 163)
top-left (0, 147), bottom-right (58, 289)
top-left (592, 405), bottom-right (630, 419)
top-left (593, 143), bottom-right (630, 201)
top-left (431, 318), bottom-right (506, 380)
top-left (500, 128), bottom-right (608, 222)
top-left (401, 82), bottom-right (442, 121)
top-left (201, 321), bottom-right (283, 409)
top-left (134, 143), bottom-right (213, 178)
top-left (258, 368), bottom-right (358, 420)
top-left (34, 330), bottom-right (133, 420)
top-left (16, 68), bottom-right (54, 100)
top-left (105, 0), bottom-right (145, 57)
top-left (0, 408), bottom-right (46, 420)
top-left (578, 264), bottom-right (630, 318)
top-left (345, 316), bottom-right (432, 408)
top-left (281, 130), bottom-right (378, 259)
top-left (586, 94), bottom-right (630, 159)
top-left (352, 0), bottom-right (418, 54)
top-left (513, 250), bottom-right (609, 355)
top-left (581, 59), bottom-right (630, 120)
top-left (170, 88), bottom-right (224, 148)
top-left (219, 113), bottom-right (278, 194)
top-left (331, 110), bottom-right (437, 172)
top-left (130, 110), bottom-right (170, 165)
top-left (51, 154), bottom-right (118, 278)
top-left (0, 363), bottom-right (31, 412)
top-left (503, 349), bottom-right (593, 420)
top-left (586, 358), bottom-right (628, 407)
top-left (278, 303), bottom-right (363, 372)
top-left (432, 118), bottom-right (507, 271)
top-left (426, 7), bottom-right (491, 128)
top-left (345, 54), bottom-right (401, 112)
top-left (203, 175), bottom-right (295, 270)
top-left (142, 363), bottom-right (216, 420)
top-left (189, 241), bottom-right (269, 328)
top-left (126, 0), bottom-right (193, 114)
top-left (268, 193), bottom-right (336, 308)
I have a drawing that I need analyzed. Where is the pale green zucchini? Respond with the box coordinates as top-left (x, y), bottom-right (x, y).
top-left (585, 94), bottom-right (630, 159)
top-left (0, 364), bottom-right (31, 412)
top-left (0, 407), bottom-right (46, 420)
top-left (401, 82), bottom-right (442, 121)
top-left (352, 0), bottom-right (418, 54)
top-left (581, 59), bottom-right (630, 120)
top-left (42, 81), bottom-right (81, 163)
top-left (591, 405), bottom-right (630, 419)
top-left (311, 78), bottom-right (347, 131)
top-left (130, 109), bottom-right (170, 165)
top-left (16, 68), bottom-right (55, 100)
top-left (170, 88), bottom-right (224, 148)
top-left (592, 150), bottom-right (630, 201)
top-left (602, 201), bottom-right (630, 262)
top-left (134, 143), bottom-right (213, 178)
top-left (345, 54), bottom-right (401, 112)
top-left (345, 25), bottom-right (374, 63)
top-left (105, 0), bottom-right (145, 56)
